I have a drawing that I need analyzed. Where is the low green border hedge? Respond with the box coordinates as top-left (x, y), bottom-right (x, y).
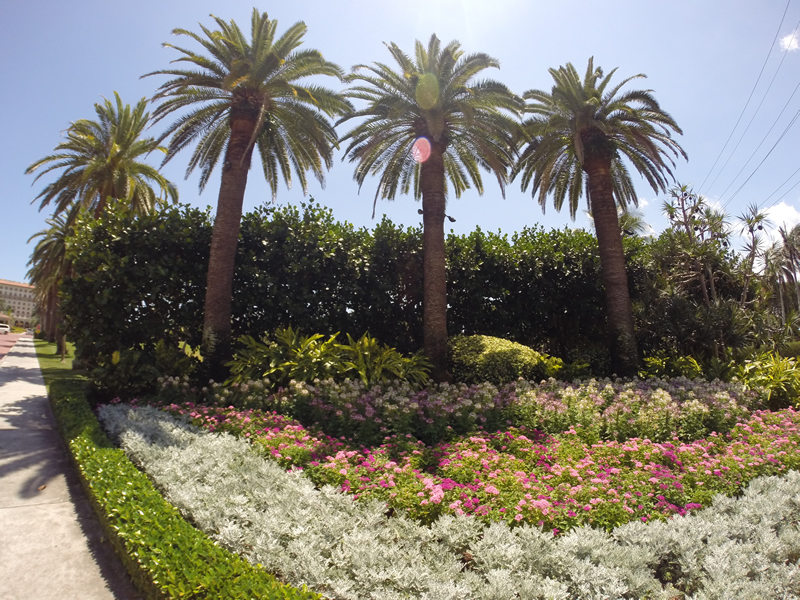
top-left (49, 378), bottom-right (322, 600)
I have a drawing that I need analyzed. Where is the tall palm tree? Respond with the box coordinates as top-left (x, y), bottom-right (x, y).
top-left (339, 34), bottom-right (520, 381)
top-left (26, 93), bottom-right (178, 225)
top-left (515, 58), bottom-right (685, 375)
top-left (144, 9), bottom-right (350, 367)
top-left (27, 214), bottom-right (73, 354)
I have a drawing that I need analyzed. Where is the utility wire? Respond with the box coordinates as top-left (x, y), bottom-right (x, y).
top-left (710, 26), bottom-right (798, 200)
top-left (719, 79), bottom-right (800, 208)
top-left (697, 0), bottom-right (791, 194)
top-left (762, 166), bottom-right (800, 210)
top-left (724, 109), bottom-right (800, 205)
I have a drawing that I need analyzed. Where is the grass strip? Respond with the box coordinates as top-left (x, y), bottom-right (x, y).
top-left (36, 342), bottom-right (322, 599)
top-left (33, 338), bottom-right (84, 389)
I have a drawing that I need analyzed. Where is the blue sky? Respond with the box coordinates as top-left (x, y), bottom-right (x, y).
top-left (3, 0), bottom-right (800, 283)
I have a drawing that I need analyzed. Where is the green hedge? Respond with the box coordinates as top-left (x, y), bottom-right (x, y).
top-left (448, 335), bottom-right (563, 385)
top-left (60, 203), bottom-right (628, 371)
top-left (49, 378), bottom-right (321, 600)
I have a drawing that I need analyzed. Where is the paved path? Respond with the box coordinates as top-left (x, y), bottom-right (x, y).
top-left (0, 336), bottom-right (141, 599)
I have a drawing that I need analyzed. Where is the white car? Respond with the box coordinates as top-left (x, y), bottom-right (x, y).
top-left (0, 324), bottom-right (9, 335)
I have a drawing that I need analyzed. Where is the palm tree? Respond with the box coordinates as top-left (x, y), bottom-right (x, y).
top-left (738, 204), bottom-right (770, 308)
top-left (144, 9), bottom-right (350, 368)
top-left (515, 58), bottom-right (685, 375)
top-left (778, 224), bottom-right (800, 313)
top-left (26, 93), bottom-right (178, 225)
top-left (586, 205), bottom-right (650, 237)
top-left (763, 241), bottom-right (790, 325)
top-left (27, 214), bottom-right (73, 355)
top-left (338, 34), bottom-right (520, 381)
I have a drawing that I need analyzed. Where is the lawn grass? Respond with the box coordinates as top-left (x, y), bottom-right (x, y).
top-left (33, 339), bottom-right (86, 390)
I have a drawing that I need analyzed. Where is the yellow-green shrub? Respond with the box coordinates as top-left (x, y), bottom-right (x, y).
top-left (448, 335), bottom-right (563, 385)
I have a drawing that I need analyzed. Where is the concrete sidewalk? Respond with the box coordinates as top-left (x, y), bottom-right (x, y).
top-left (0, 337), bottom-right (141, 599)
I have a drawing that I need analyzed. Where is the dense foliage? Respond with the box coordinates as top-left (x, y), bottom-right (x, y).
top-left (62, 202), bottom-right (647, 377)
top-left (62, 205), bottom-right (211, 366)
top-left (61, 196), bottom-right (795, 390)
top-left (226, 327), bottom-right (431, 389)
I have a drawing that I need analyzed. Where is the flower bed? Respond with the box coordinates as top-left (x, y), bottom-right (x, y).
top-left (99, 404), bottom-right (800, 599)
top-left (157, 375), bottom-right (760, 446)
top-left (146, 394), bottom-right (800, 533)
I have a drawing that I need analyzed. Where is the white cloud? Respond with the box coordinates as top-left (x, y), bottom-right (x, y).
top-left (764, 201), bottom-right (800, 241)
top-left (780, 30), bottom-right (799, 51)
top-left (638, 198), bottom-right (650, 207)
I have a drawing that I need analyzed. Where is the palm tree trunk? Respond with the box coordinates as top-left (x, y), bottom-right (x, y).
top-left (584, 155), bottom-right (638, 376)
top-left (45, 289), bottom-right (58, 342)
top-left (202, 107), bottom-right (257, 373)
top-left (420, 140), bottom-right (450, 382)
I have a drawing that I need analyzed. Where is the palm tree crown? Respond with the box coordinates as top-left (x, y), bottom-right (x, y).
top-left (340, 34), bottom-right (520, 213)
top-left (26, 92), bottom-right (177, 224)
top-left (516, 57), bottom-right (685, 218)
top-left (515, 58), bottom-right (686, 375)
top-left (339, 34), bottom-right (520, 380)
top-left (144, 8), bottom-right (350, 196)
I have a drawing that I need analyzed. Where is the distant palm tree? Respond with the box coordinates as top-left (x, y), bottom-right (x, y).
top-left (515, 58), bottom-right (685, 375)
top-left (145, 9), bottom-right (350, 367)
top-left (339, 34), bottom-right (520, 380)
top-left (27, 214), bottom-right (72, 353)
top-left (763, 241), bottom-right (790, 325)
top-left (738, 204), bottom-right (770, 308)
top-left (26, 93), bottom-right (177, 225)
top-left (778, 224), bottom-right (800, 313)
top-left (586, 206), bottom-right (650, 237)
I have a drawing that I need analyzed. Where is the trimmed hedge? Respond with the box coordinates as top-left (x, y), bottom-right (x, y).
top-left (49, 378), bottom-right (322, 600)
top-left (448, 334), bottom-right (563, 385)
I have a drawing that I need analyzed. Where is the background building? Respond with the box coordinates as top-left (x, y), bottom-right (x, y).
top-left (0, 279), bottom-right (36, 328)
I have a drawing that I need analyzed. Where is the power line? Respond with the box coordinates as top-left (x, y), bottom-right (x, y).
top-left (719, 80), bottom-right (800, 208)
top-left (697, 0), bottom-right (791, 194)
top-left (756, 163), bottom-right (800, 213)
top-left (724, 109), bottom-right (800, 206)
top-left (710, 27), bottom-right (798, 200)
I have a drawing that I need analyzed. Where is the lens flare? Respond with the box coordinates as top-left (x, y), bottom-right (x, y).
top-left (412, 137), bottom-right (431, 163)
top-left (415, 73), bottom-right (440, 110)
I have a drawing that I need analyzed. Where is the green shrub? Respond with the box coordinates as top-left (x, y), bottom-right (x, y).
top-left (89, 339), bottom-right (201, 403)
top-left (735, 351), bottom-right (800, 409)
top-left (48, 378), bottom-right (321, 600)
top-left (780, 340), bottom-right (800, 359)
top-left (226, 327), bottom-right (430, 390)
top-left (226, 327), bottom-right (343, 387)
top-left (338, 332), bottom-right (431, 388)
top-left (639, 353), bottom-right (704, 380)
top-left (448, 335), bottom-right (563, 385)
